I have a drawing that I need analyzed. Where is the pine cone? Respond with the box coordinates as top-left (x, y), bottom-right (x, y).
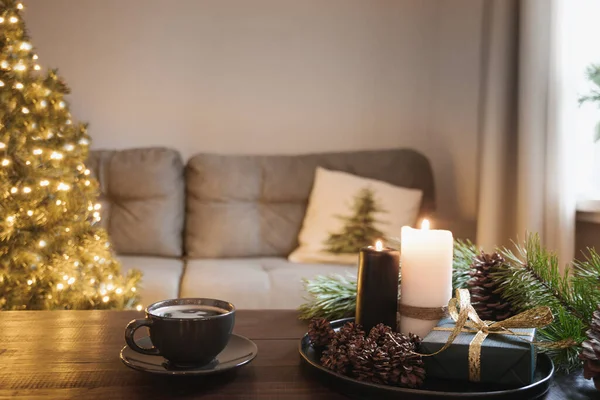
top-left (369, 347), bottom-right (392, 385)
top-left (321, 340), bottom-right (350, 374)
top-left (580, 306), bottom-right (600, 390)
top-left (308, 318), bottom-right (335, 347)
top-left (322, 336), bottom-right (365, 375)
top-left (467, 251), bottom-right (514, 321)
top-left (383, 331), bottom-right (426, 388)
top-left (388, 350), bottom-right (426, 388)
top-left (349, 327), bottom-right (425, 388)
top-left (321, 321), bottom-right (365, 375)
top-left (338, 321), bottom-right (365, 343)
top-left (321, 322), bottom-right (425, 388)
top-left (367, 323), bottom-right (393, 346)
top-left (349, 337), bottom-right (377, 381)
top-left (408, 332), bottom-right (422, 348)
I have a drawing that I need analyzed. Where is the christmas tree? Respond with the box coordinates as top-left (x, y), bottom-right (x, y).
top-left (324, 187), bottom-right (386, 254)
top-left (0, 0), bottom-right (141, 310)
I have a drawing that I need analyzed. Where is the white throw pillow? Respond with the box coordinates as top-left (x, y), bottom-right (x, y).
top-left (288, 167), bottom-right (423, 265)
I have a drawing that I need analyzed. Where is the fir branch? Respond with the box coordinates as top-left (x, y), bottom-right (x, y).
top-left (298, 274), bottom-right (358, 320)
top-left (495, 234), bottom-right (585, 372)
top-left (499, 235), bottom-right (574, 314)
top-left (452, 239), bottom-right (478, 290)
top-left (573, 247), bottom-right (600, 281)
top-left (538, 309), bottom-right (586, 371)
top-left (572, 248), bottom-right (600, 322)
top-left (526, 258), bottom-right (584, 322)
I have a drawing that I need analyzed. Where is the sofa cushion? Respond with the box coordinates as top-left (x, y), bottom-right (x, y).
top-left (180, 258), bottom-right (357, 309)
top-left (185, 149), bottom-right (435, 258)
top-left (289, 167), bottom-right (423, 264)
top-left (88, 148), bottom-right (185, 257)
top-left (119, 256), bottom-right (184, 307)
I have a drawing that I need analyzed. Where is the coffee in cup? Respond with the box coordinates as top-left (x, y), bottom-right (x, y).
top-left (125, 298), bottom-right (235, 366)
top-left (153, 304), bottom-right (228, 319)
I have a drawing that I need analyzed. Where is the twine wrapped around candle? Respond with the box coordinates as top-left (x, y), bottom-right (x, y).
top-left (397, 304), bottom-right (448, 321)
top-left (418, 289), bottom-right (573, 382)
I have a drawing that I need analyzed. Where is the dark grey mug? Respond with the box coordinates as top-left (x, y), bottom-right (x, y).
top-left (125, 298), bottom-right (235, 366)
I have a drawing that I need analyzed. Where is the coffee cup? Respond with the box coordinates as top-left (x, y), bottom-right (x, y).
top-left (125, 298), bottom-right (235, 366)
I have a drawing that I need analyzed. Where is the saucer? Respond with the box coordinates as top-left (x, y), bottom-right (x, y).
top-left (120, 334), bottom-right (258, 375)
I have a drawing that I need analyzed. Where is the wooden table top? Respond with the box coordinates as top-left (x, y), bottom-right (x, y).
top-left (0, 310), bottom-right (595, 399)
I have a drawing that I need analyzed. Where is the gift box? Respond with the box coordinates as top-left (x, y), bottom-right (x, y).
top-left (419, 318), bottom-right (537, 386)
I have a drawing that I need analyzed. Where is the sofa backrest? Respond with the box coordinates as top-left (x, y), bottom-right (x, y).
top-left (185, 149), bottom-right (435, 259)
top-left (88, 148), bottom-right (185, 257)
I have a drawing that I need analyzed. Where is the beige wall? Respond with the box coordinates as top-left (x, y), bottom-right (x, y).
top-left (25, 0), bottom-right (484, 239)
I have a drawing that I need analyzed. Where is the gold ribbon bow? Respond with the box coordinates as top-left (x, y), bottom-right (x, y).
top-left (422, 289), bottom-right (554, 382)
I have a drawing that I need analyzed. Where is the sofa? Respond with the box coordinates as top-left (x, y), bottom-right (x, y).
top-left (87, 148), bottom-right (435, 309)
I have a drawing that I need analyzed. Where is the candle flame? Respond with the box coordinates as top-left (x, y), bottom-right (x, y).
top-left (421, 219), bottom-right (430, 230)
top-left (375, 240), bottom-right (383, 251)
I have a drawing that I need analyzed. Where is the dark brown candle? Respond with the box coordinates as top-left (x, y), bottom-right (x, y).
top-left (355, 241), bottom-right (400, 333)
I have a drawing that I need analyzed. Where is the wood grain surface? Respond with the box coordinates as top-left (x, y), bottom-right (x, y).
top-left (0, 310), bottom-right (593, 399)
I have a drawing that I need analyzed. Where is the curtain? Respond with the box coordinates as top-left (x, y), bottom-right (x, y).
top-left (476, 0), bottom-right (577, 268)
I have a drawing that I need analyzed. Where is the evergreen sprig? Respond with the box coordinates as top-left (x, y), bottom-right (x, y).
top-left (572, 248), bottom-right (600, 321)
top-left (453, 239), bottom-right (478, 290)
top-left (495, 234), bottom-right (588, 372)
top-left (298, 274), bottom-right (358, 321)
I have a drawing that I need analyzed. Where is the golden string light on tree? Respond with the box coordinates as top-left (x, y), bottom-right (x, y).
top-left (0, 0), bottom-right (142, 310)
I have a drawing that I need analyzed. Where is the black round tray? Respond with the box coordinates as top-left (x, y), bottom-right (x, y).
top-left (299, 318), bottom-right (554, 399)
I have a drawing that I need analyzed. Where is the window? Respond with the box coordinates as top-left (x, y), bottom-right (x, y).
top-left (573, 1), bottom-right (600, 211)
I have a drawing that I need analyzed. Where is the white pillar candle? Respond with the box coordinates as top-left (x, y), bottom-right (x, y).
top-left (399, 219), bottom-right (453, 338)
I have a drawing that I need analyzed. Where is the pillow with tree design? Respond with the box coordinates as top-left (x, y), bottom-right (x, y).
top-left (288, 167), bottom-right (423, 265)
